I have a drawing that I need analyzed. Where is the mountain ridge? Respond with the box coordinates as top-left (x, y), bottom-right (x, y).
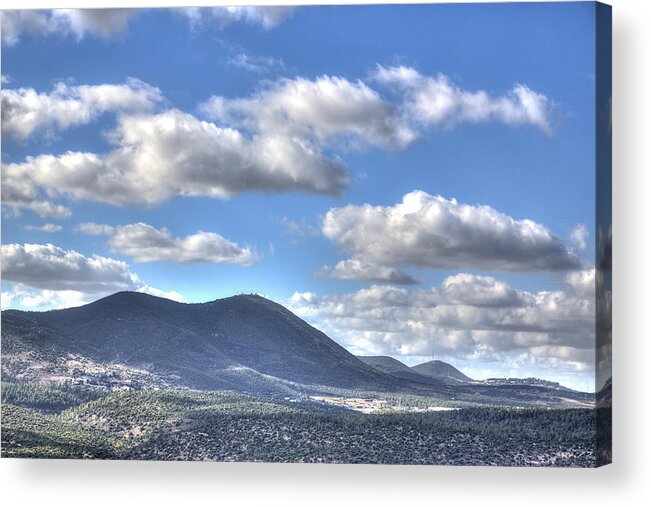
top-left (357, 355), bottom-right (473, 384)
top-left (2, 291), bottom-right (418, 393)
top-left (411, 360), bottom-right (473, 383)
top-left (2, 291), bottom-right (593, 407)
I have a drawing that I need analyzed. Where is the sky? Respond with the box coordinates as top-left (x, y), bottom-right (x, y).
top-left (1, 3), bottom-right (602, 391)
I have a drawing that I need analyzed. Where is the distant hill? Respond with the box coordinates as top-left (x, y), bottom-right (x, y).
top-left (411, 360), bottom-right (472, 383)
top-left (357, 355), bottom-right (450, 388)
top-left (1, 292), bottom-right (403, 393)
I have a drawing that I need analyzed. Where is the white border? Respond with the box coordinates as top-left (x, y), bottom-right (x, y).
top-left (2, 0), bottom-right (650, 505)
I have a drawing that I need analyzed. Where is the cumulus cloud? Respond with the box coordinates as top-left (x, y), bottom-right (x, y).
top-left (96, 222), bottom-right (257, 265)
top-left (2, 79), bottom-right (163, 140)
top-left (3, 70), bottom-right (553, 214)
top-left (1, 287), bottom-right (89, 310)
top-left (24, 223), bottom-right (63, 233)
top-left (182, 6), bottom-right (295, 30)
top-left (59, 9), bottom-right (137, 39)
top-left (1, 9), bottom-right (138, 46)
top-left (200, 69), bottom-right (553, 152)
top-left (528, 345), bottom-right (594, 372)
top-left (200, 75), bottom-right (416, 150)
top-left (1, 243), bottom-right (141, 293)
top-left (565, 268), bottom-right (595, 297)
top-left (373, 65), bottom-right (553, 133)
top-left (1, 10), bottom-right (54, 45)
top-left (287, 272), bottom-right (596, 376)
top-left (1, 109), bottom-right (348, 215)
top-left (322, 191), bottom-right (581, 273)
top-left (290, 273), bottom-right (594, 339)
top-left (317, 259), bottom-right (419, 285)
top-left (1, 171), bottom-right (72, 218)
top-left (439, 273), bottom-right (530, 308)
top-left (1, 243), bottom-right (185, 310)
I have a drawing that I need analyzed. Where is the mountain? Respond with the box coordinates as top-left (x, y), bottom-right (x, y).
top-left (357, 356), bottom-right (413, 374)
top-left (411, 360), bottom-right (473, 383)
top-left (2, 292), bottom-right (593, 408)
top-left (357, 355), bottom-right (450, 387)
top-left (1, 292), bottom-right (404, 394)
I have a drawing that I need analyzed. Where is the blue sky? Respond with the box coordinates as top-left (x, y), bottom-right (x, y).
top-left (1, 4), bottom-right (601, 390)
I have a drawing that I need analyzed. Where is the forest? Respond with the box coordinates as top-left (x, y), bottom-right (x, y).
top-left (1, 382), bottom-right (599, 466)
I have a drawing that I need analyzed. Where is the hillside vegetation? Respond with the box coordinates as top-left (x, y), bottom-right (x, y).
top-left (1, 386), bottom-right (597, 466)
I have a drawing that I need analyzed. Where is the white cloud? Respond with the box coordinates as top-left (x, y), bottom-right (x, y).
top-left (200, 75), bottom-right (417, 150)
top-left (105, 222), bottom-right (257, 265)
top-left (1, 168), bottom-right (72, 218)
top-left (1, 243), bottom-right (141, 293)
top-left (289, 273), bottom-right (594, 339)
top-left (1, 242), bottom-right (186, 310)
top-left (317, 259), bottom-right (419, 285)
top-left (286, 272), bottom-right (595, 376)
top-left (564, 268), bottom-right (595, 297)
top-left (1, 9), bottom-right (138, 46)
top-left (57, 9), bottom-right (137, 40)
top-left (228, 53), bottom-right (285, 74)
top-left (182, 6), bottom-right (295, 30)
top-left (2, 78), bottom-right (163, 140)
top-left (322, 191), bottom-right (581, 272)
top-left (2, 109), bottom-right (348, 214)
top-left (1, 10), bottom-right (52, 45)
top-left (1, 285), bottom-right (185, 310)
top-left (373, 65), bottom-right (553, 133)
top-left (3, 70), bottom-right (553, 215)
top-left (75, 222), bottom-right (116, 236)
top-left (76, 221), bottom-right (257, 265)
top-left (200, 69), bottom-right (553, 152)
top-left (24, 223), bottom-right (63, 233)
top-left (136, 285), bottom-right (185, 303)
top-left (569, 223), bottom-right (589, 251)
top-left (2, 286), bottom-right (89, 310)
top-left (439, 273), bottom-right (530, 308)
top-left (528, 345), bottom-right (594, 371)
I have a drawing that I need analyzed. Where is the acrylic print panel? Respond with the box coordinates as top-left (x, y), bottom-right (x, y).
top-left (0, 2), bottom-right (611, 466)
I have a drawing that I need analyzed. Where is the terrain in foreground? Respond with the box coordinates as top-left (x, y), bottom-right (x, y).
top-left (1, 384), bottom-right (599, 466)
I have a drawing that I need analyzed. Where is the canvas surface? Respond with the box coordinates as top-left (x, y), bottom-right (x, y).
top-left (0, 2), bottom-right (611, 466)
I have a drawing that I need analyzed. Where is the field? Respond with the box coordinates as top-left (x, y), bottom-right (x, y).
top-left (1, 382), bottom-right (598, 466)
